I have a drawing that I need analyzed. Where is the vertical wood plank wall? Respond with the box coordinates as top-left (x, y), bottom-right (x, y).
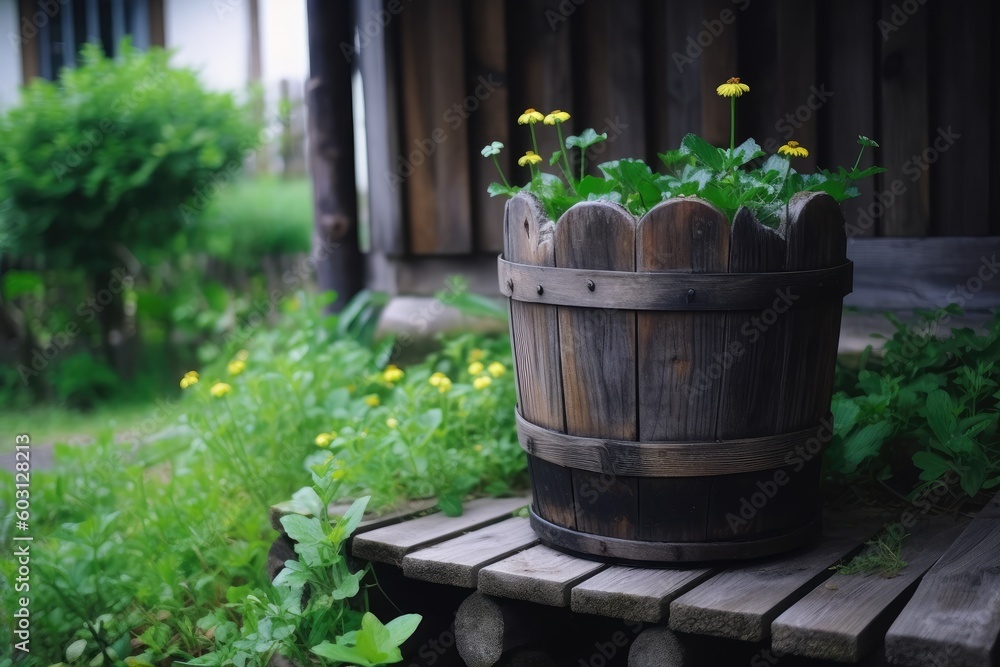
top-left (357, 0), bottom-right (997, 259)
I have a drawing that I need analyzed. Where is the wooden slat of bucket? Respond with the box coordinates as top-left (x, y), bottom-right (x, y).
top-left (635, 198), bottom-right (729, 543)
top-left (504, 194), bottom-right (575, 530)
top-left (707, 208), bottom-right (790, 540)
top-left (555, 202), bottom-right (639, 540)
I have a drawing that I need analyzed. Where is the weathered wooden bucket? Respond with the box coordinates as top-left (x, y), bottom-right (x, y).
top-left (498, 191), bottom-right (852, 563)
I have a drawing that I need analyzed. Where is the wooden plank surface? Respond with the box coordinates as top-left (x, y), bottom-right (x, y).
top-left (668, 517), bottom-right (878, 641)
top-left (479, 544), bottom-right (606, 607)
top-left (554, 202), bottom-right (639, 540)
top-left (351, 496), bottom-right (529, 566)
top-left (402, 517), bottom-right (539, 588)
top-left (771, 519), bottom-right (967, 663)
top-left (635, 198), bottom-right (729, 543)
top-left (504, 194), bottom-right (575, 531)
top-left (885, 493), bottom-right (1000, 667)
top-left (570, 565), bottom-right (716, 623)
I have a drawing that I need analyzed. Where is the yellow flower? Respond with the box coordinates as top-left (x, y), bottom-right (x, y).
top-left (180, 370), bottom-right (199, 388)
top-left (543, 110), bottom-right (571, 125)
top-left (438, 377), bottom-right (453, 393)
top-left (364, 394), bottom-right (380, 407)
top-left (429, 372), bottom-right (448, 387)
top-left (227, 359), bottom-right (246, 376)
top-left (488, 362), bottom-right (506, 378)
top-left (386, 417), bottom-right (399, 429)
top-left (518, 151), bottom-right (543, 167)
top-left (235, 349), bottom-right (249, 361)
top-left (517, 108), bottom-right (544, 125)
top-left (331, 467), bottom-right (345, 481)
top-left (468, 361), bottom-right (485, 376)
top-left (382, 364), bottom-right (404, 383)
top-left (468, 348), bottom-right (486, 363)
top-left (778, 140), bottom-right (809, 158)
top-left (473, 376), bottom-right (492, 390)
top-left (474, 444), bottom-right (484, 452)
top-left (716, 77), bottom-right (750, 97)
top-left (210, 382), bottom-right (232, 398)
top-left (315, 432), bottom-right (336, 447)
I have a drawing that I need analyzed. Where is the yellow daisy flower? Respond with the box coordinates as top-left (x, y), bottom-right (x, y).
top-left (518, 151), bottom-right (543, 167)
top-left (315, 432), bottom-right (335, 447)
top-left (473, 376), bottom-right (492, 390)
top-left (468, 361), bottom-right (485, 376)
top-left (716, 77), bottom-right (750, 98)
top-left (363, 394), bottom-right (380, 407)
top-left (382, 364), bottom-right (404, 383)
top-left (227, 359), bottom-right (246, 376)
top-left (517, 108), bottom-right (544, 125)
top-left (438, 377), bottom-right (453, 393)
top-left (543, 110), bottom-right (571, 125)
top-left (488, 362), bottom-right (506, 378)
top-left (778, 140), bottom-right (809, 158)
top-left (386, 417), bottom-right (399, 429)
top-left (180, 370), bottom-right (200, 389)
top-left (429, 372), bottom-right (448, 387)
top-left (210, 382), bottom-right (232, 398)
top-left (235, 349), bottom-right (249, 361)
top-left (468, 349), bottom-right (486, 363)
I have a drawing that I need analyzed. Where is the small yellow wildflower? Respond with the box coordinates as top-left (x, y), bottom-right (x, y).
top-left (235, 349), bottom-right (249, 361)
top-left (468, 348), bottom-right (486, 363)
top-left (315, 432), bottom-right (335, 447)
top-left (778, 140), bottom-right (809, 158)
top-left (468, 361), bottom-right (485, 376)
top-left (716, 77), bottom-right (750, 97)
top-left (429, 372), bottom-right (448, 387)
top-left (210, 382), bottom-right (232, 398)
top-left (438, 377), bottom-right (453, 394)
top-left (518, 151), bottom-right (543, 167)
top-left (386, 417), bottom-right (399, 429)
top-left (180, 370), bottom-right (199, 389)
top-left (517, 108), bottom-right (544, 125)
top-left (331, 468), bottom-right (345, 481)
top-left (364, 394), bottom-right (380, 407)
top-left (382, 364), bottom-right (404, 383)
top-left (474, 444), bottom-right (484, 452)
top-left (227, 359), bottom-right (246, 376)
top-left (543, 110), bottom-right (571, 125)
top-left (473, 376), bottom-right (492, 390)
top-left (488, 362), bottom-right (506, 378)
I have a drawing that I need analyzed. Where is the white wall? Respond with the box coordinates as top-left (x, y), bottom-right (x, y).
top-left (164, 0), bottom-right (250, 93)
top-left (0, 0), bottom-right (23, 110)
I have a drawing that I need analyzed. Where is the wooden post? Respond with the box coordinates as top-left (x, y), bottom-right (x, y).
top-left (306, 0), bottom-right (365, 311)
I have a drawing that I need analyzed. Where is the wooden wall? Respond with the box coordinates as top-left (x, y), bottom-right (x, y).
top-left (357, 0), bottom-right (998, 264)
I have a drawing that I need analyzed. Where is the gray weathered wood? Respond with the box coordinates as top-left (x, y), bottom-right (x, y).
top-left (554, 201), bottom-right (639, 539)
top-left (504, 194), bottom-right (574, 531)
top-left (351, 496), bottom-right (529, 566)
top-left (772, 519), bottom-right (967, 663)
top-left (669, 518), bottom-right (879, 641)
top-left (479, 544), bottom-right (605, 606)
top-left (455, 592), bottom-right (532, 667)
top-left (636, 198), bottom-right (729, 544)
top-left (402, 517), bottom-right (538, 588)
top-left (571, 565), bottom-right (716, 623)
top-left (885, 493), bottom-right (1000, 667)
top-left (627, 626), bottom-right (686, 667)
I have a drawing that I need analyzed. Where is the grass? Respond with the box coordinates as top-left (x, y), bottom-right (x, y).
top-left (833, 522), bottom-right (909, 577)
top-left (0, 400), bottom-right (166, 453)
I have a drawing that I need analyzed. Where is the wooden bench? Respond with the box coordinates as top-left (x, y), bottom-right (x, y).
top-left (271, 492), bottom-right (1000, 666)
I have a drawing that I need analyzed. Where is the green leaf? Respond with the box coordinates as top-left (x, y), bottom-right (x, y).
top-left (831, 396), bottom-right (861, 438)
top-left (356, 612), bottom-right (401, 665)
top-left (729, 138), bottom-right (765, 168)
top-left (2, 270), bottom-right (43, 299)
top-left (385, 614), bottom-right (422, 646)
top-left (311, 642), bottom-right (377, 667)
top-left (331, 570), bottom-right (365, 600)
top-left (842, 421), bottom-right (895, 470)
top-left (438, 493), bottom-right (464, 517)
top-left (549, 149), bottom-right (564, 166)
top-left (924, 390), bottom-right (957, 444)
top-left (66, 639), bottom-right (88, 662)
top-left (565, 128), bottom-right (607, 151)
top-left (487, 182), bottom-right (519, 198)
top-left (960, 465), bottom-right (986, 498)
top-left (912, 451), bottom-right (952, 481)
top-left (680, 133), bottom-right (726, 172)
top-left (280, 514), bottom-right (326, 546)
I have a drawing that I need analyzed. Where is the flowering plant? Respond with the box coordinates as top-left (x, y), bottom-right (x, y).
top-left (483, 77), bottom-right (884, 227)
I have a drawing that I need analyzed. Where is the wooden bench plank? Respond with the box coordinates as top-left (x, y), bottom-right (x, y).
top-left (771, 519), bottom-right (967, 662)
top-left (571, 565), bottom-right (716, 623)
top-left (351, 496), bottom-right (530, 566)
top-left (885, 493), bottom-right (1000, 667)
top-left (669, 519), bottom-right (879, 641)
top-left (479, 545), bottom-right (606, 606)
top-left (402, 517), bottom-right (539, 588)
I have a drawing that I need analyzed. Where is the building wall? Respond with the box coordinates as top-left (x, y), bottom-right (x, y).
top-left (164, 0), bottom-right (250, 92)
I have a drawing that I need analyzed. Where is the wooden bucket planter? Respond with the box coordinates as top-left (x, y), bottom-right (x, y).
top-left (498, 191), bottom-right (853, 563)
